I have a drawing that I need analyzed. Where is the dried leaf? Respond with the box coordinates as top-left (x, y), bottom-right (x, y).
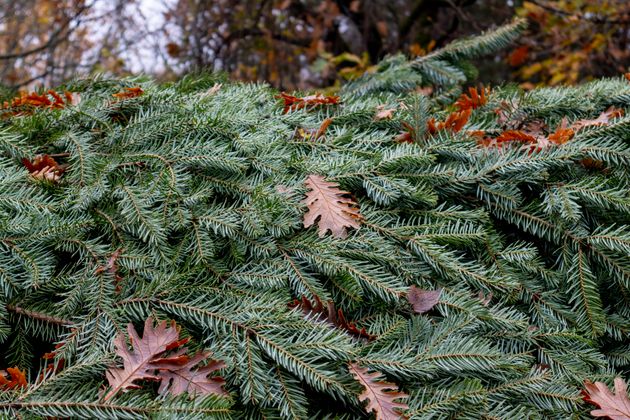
top-left (95, 248), bottom-right (124, 293)
top-left (112, 87), bottom-right (144, 101)
top-left (375, 105), bottom-right (396, 121)
top-left (349, 363), bottom-right (409, 420)
top-left (289, 296), bottom-right (375, 340)
top-left (153, 352), bottom-right (227, 397)
top-left (0, 367), bottom-right (28, 390)
top-left (302, 174), bottom-right (361, 238)
top-left (455, 86), bottom-right (489, 111)
top-left (582, 377), bottom-right (630, 420)
top-left (200, 83), bottom-right (222, 98)
top-left (508, 46), bottom-right (529, 67)
top-left (407, 286), bottom-right (441, 314)
top-left (22, 154), bottom-right (65, 182)
top-left (104, 318), bottom-right (181, 400)
top-left (394, 122), bottom-right (415, 143)
top-left (572, 107), bottom-right (624, 131)
top-left (427, 108), bottom-right (471, 134)
top-left (276, 92), bottom-right (340, 114)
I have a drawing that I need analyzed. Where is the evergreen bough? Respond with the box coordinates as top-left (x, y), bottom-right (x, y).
top-left (1, 18), bottom-right (629, 418)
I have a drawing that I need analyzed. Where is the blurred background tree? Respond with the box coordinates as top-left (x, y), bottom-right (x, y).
top-left (0, 0), bottom-right (628, 91)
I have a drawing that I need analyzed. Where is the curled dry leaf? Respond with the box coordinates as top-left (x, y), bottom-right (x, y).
top-left (455, 86), bottom-right (490, 111)
top-left (582, 377), bottom-right (630, 420)
top-left (302, 174), bottom-right (361, 238)
top-left (349, 363), bottom-right (409, 420)
top-left (276, 92), bottom-right (340, 114)
top-left (427, 108), bottom-right (472, 134)
top-left (407, 286), bottom-right (441, 314)
top-left (0, 367), bottom-right (28, 390)
top-left (289, 295), bottom-right (375, 341)
top-left (22, 154), bottom-right (65, 182)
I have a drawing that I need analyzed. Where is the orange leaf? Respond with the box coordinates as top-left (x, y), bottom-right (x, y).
top-left (495, 130), bottom-right (537, 144)
top-left (349, 363), bottom-right (409, 420)
top-left (582, 377), bottom-right (630, 420)
top-left (302, 174), bottom-right (361, 238)
top-left (455, 86), bottom-right (489, 111)
top-left (0, 367), bottom-right (28, 390)
top-left (112, 87), bottom-right (144, 100)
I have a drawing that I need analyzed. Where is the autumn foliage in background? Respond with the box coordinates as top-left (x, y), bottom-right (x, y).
top-left (0, 0), bottom-right (629, 92)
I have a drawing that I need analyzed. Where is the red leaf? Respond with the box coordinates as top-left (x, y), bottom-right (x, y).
top-left (582, 377), bottom-right (630, 420)
top-left (407, 286), bottom-right (441, 314)
top-left (349, 363), bottom-right (409, 420)
top-left (508, 46), bottom-right (529, 67)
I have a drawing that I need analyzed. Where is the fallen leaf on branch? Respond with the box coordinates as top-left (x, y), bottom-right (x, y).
top-left (582, 377), bottom-right (630, 420)
top-left (104, 318), bottom-right (180, 400)
top-left (375, 105), bottom-right (396, 120)
top-left (289, 295), bottom-right (375, 340)
top-left (112, 86), bottom-right (144, 101)
top-left (0, 367), bottom-right (28, 390)
top-left (547, 117), bottom-right (574, 145)
top-left (455, 86), bottom-right (490, 111)
top-left (22, 154), bottom-right (65, 182)
top-left (394, 122), bottom-right (415, 143)
top-left (104, 317), bottom-right (225, 400)
top-left (302, 174), bottom-right (361, 238)
top-left (276, 92), bottom-right (340, 114)
top-left (407, 286), bottom-right (441, 314)
top-left (427, 108), bottom-right (471, 134)
top-left (572, 107), bottom-right (624, 131)
top-left (153, 352), bottom-right (227, 397)
top-left (349, 363), bottom-right (409, 420)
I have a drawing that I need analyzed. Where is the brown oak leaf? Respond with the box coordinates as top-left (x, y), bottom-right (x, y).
top-left (407, 286), bottom-right (441, 314)
top-left (349, 363), bottom-right (409, 420)
top-left (583, 377), bottom-right (630, 420)
top-left (0, 367), bottom-right (28, 390)
top-left (104, 318), bottom-right (181, 400)
top-left (302, 174), bottom-right (361, 238)
top-left (153, 352), bottom-right (227, 397)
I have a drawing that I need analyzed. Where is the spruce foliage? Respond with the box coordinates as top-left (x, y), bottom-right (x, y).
top-left (1, 18), bottom-right (630, 419)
